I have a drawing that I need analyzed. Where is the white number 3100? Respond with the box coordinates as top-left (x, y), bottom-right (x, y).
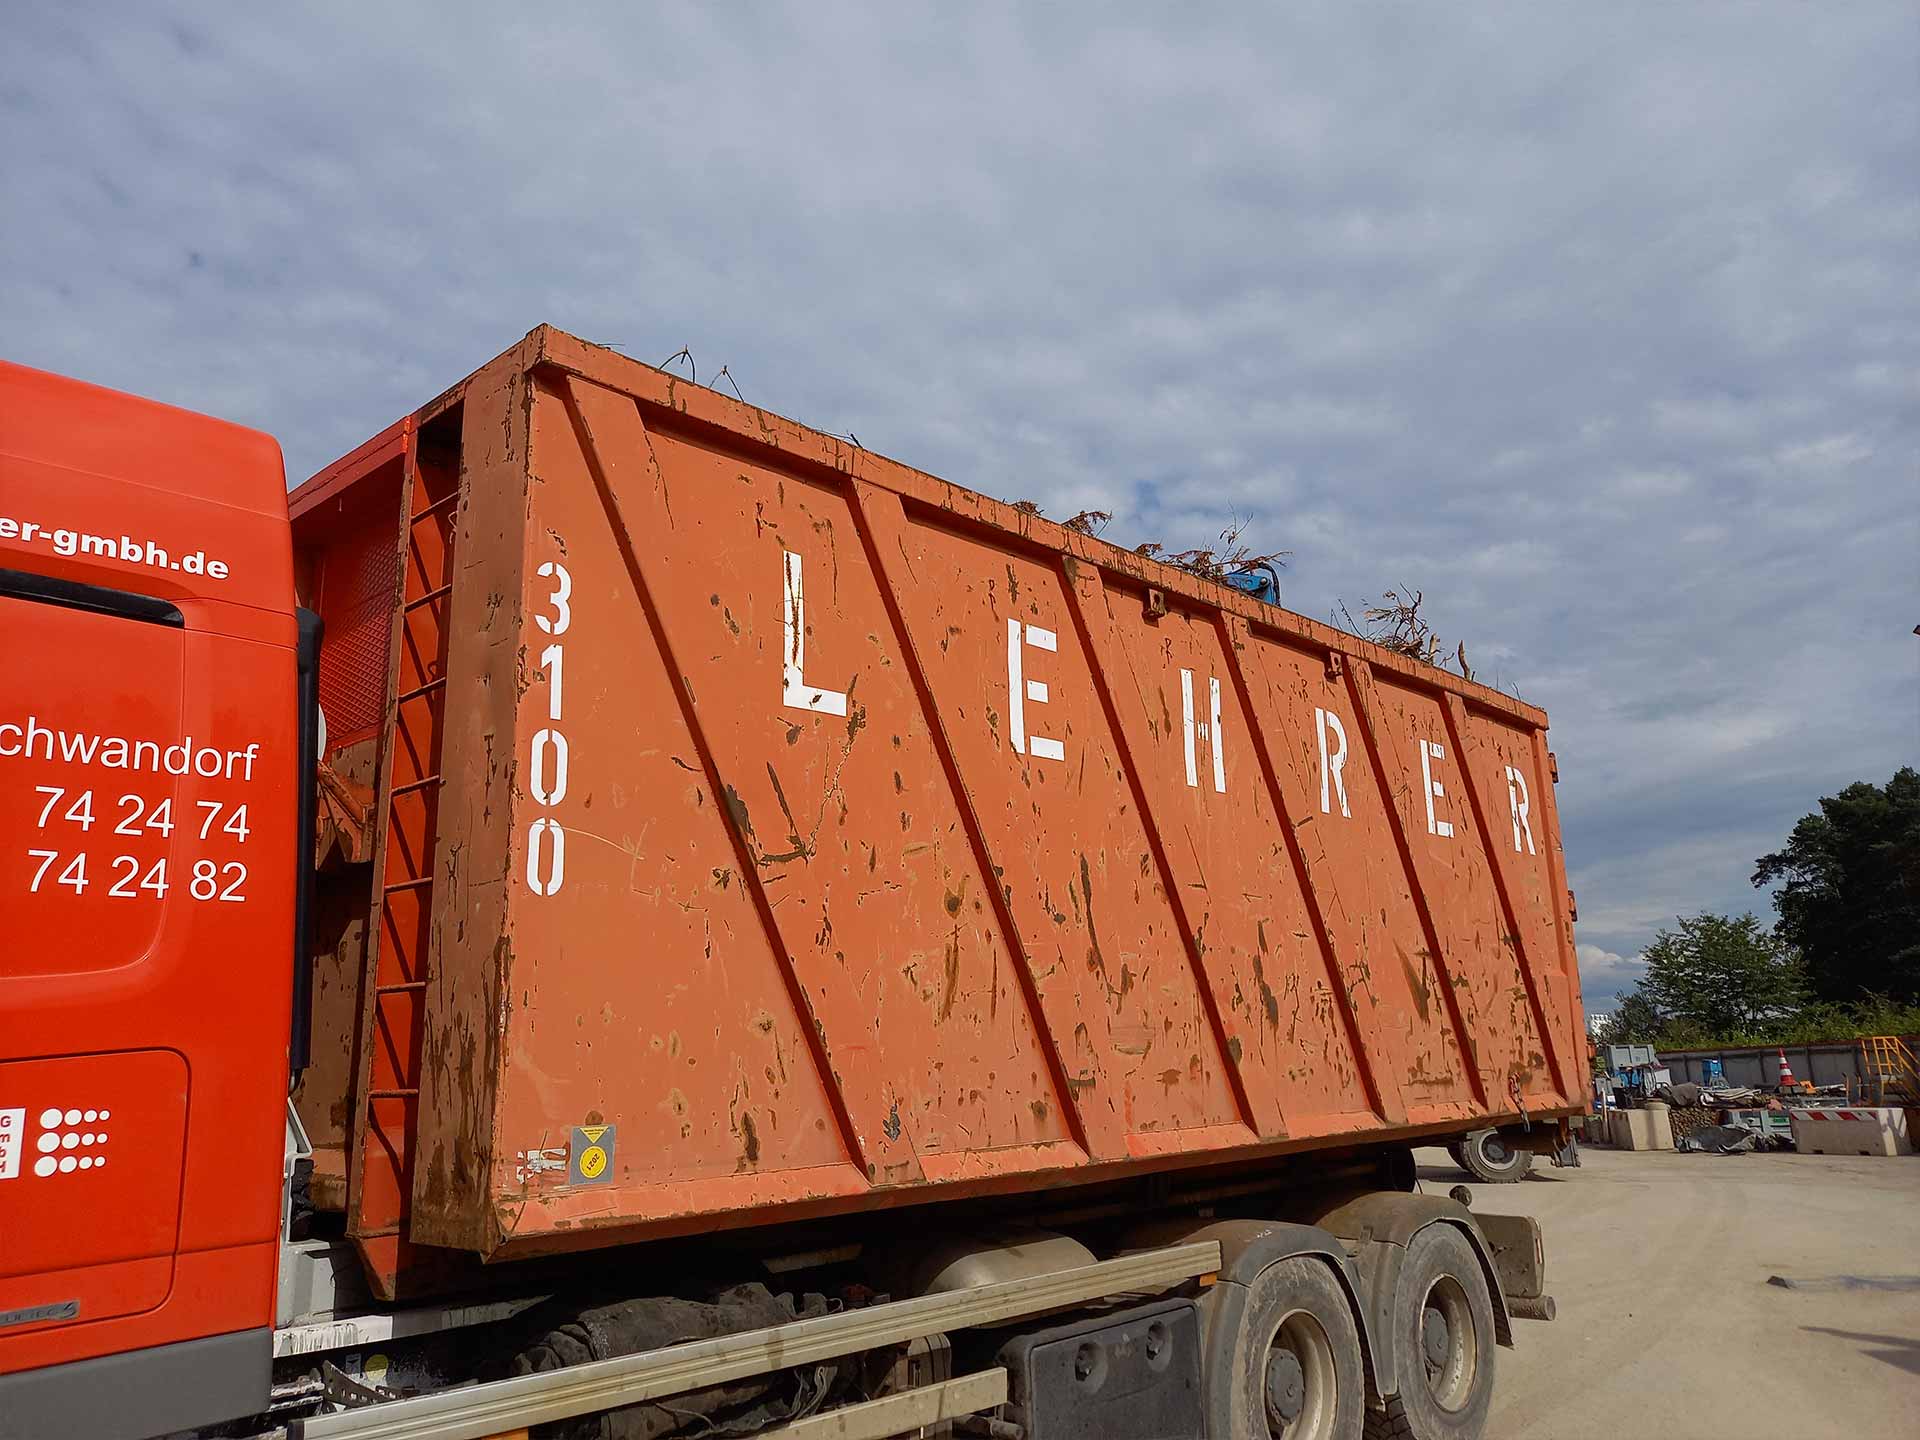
top-left (526, 559), bottom-right (571, 896)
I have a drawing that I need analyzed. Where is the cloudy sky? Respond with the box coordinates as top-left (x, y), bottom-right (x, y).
top-left (5, 5), bottom-right (1915, 1004)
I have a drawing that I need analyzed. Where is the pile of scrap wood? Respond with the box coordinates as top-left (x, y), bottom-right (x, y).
top-left (1665, 1101), bottom-right (1715, 1147)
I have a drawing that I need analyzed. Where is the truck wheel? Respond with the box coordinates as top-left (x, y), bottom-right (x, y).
top-left (1364, 1226), bottom-right (1496, 1440)
top-left (1219, 1255), bottom-right (1364, 1440)
top-left (1452, 1130), bottom-right (1531, 1184)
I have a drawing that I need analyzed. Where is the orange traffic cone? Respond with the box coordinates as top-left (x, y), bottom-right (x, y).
top-left (1777, 1049), bottom-right (1796, 1089)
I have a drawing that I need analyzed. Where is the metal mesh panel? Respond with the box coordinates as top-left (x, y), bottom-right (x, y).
top-left (317, 511), bottom-right (401, 750)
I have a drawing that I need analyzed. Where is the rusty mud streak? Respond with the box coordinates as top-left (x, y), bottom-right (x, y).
top-left (1399, 941), bottom-right (1433, 1022)
top-left (843, 673), bottom-right (865, 744)
top-left (722, 782), bottom-right (758, 848)
top-left (1076, 854), bottom-right (1111, 984)
top-left (761, 762), bottom-right (812, 864)
top-left (937, 934), bottom-right (962, 1022)
top-left (1251, 946), bottom-right (1280, 1030)
top-left (740, 1112), bottom-right (761, 1166)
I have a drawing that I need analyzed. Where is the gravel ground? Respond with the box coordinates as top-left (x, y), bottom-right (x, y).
top-left (1418, 1142), bottom-right (1920, 1439)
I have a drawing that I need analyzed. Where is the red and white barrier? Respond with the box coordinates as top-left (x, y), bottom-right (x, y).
top-left (1789, 1107), bottom-right (1915, 1157)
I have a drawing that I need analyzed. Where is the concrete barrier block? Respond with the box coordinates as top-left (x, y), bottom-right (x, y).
top-left (1789, 1107), bottom-right (1916, 1157)
top-left (1643, 1100), bottom-right (1676, 1150)
top-left (1609, 1108), bottom-right (1670, 1151)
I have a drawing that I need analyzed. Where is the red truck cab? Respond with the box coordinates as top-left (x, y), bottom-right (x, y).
top-left (0, 362), bottom-right (304, 1438)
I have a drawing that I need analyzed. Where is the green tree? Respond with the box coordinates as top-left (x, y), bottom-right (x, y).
top-left (1634, 912), bottom-right (1804, 1034)
top-left (1753, 768), bottom-right (1920, 1005)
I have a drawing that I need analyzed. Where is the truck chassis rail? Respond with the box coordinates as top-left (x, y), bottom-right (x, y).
top-left (291, 1241), bottom-right (1219, 1440)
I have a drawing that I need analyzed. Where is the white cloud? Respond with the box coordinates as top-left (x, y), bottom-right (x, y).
top-left (1772, 433), bottom-right (1875, 475)
top-left (3, 1), bottom-right (1914, 986)
top-left (1609, 467), bottom-right (1694, 500)
top-left (1576, 943), bottom-right (1646, 1004)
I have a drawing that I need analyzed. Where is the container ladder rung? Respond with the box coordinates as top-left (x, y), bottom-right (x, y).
top-left (397, 677), bottom-right (448, 705)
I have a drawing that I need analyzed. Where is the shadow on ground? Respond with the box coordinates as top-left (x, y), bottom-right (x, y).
top-left (1798, 1326), bottom-right (1920, 1378)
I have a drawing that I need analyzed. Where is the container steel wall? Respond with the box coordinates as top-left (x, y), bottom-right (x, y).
top-left (357, 329), bottom-right (1585, 1263)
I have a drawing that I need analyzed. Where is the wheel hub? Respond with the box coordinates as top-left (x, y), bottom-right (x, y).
top-left (1419, 1274), bottom-right (1479, 1413)
top-left (1421, 1305), bottom-right (1451, 1371)
top-left (1264, 1346), bottom-right (1306, 1427)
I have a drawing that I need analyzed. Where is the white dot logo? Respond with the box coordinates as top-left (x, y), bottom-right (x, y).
top-left (60, 1133), bottom-right (79, 1150)
top-left (99, 1110), bottom-right (110, 1120)
top-left (63, 1109), bottom-right (81, 1125)
top-left (39, 1107), bottom-right (62, 1129)
top-left (36, 1132), bottom-right (60, 1154)
top-left (57, 1155), bottom-right (77, 1173)
top-left (84, 1110), bottom-right (98, 1123)
top-left (79, 1156), bottom-right (94, 1170)
top-left (34, 1156), bottom-right (57, 1178)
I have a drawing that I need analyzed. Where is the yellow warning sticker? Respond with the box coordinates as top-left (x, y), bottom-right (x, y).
top-left (569, 1124), bottom-right (616, 1185)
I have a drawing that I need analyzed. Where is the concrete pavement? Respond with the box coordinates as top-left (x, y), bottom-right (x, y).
top-left (1425, 1143), bottom-right (1920, 1438)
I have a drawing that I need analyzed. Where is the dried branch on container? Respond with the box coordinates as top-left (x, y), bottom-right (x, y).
top-left (659, 346), bottom-right (697, 384)
top-left (1135, 515), bottom-right (1289, 586)
top-left (1334, 587), bottom-right (1474, 681)
top-left (1004, 502), bottom-right (1113, 537)
top-left (1062, 509), bottom-right (1113, 536)
top-left (650, 346), bottom-right (747, 404)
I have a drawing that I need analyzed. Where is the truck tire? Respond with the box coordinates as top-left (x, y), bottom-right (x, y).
top-left (1451, 1130), bottom-right (1532, 1184)
top-left (1216, 1255), bottom-right (1364, 1440)
top-left (1363, 1226), bottom-right (1495, 1440)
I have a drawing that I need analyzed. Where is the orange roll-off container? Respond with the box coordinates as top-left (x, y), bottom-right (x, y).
top-left (289, 327), bottom-right (1585, 1299)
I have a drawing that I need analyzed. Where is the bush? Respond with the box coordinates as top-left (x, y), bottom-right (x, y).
top-left (1604, 996), bottom-right (1920, 1051)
